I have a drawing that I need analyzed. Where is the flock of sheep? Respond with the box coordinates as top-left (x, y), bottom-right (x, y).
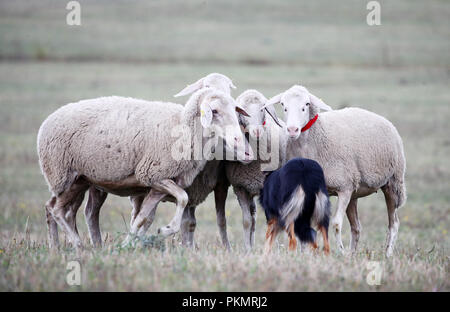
top-left (37, 73), bottom-right (406, 257)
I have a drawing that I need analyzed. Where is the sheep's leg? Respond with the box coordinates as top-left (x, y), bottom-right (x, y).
top-left (154, 179), bottom-right (189, 237)
top-left (382, 186), bottom-right (400, 257)
top-left (331, 191), bottom-right (352, 254)
top-left (129, 194), bottom-right (158, 237)
top-left (234, 187), bottom-right (257, 252)
top-left (181, 206), bottom-right (197, 248)
top-left (346, 198), bottom-right (360, 254)
top-left (214, 178), bottom-right (231, 250)
top-left (50, 179), bottom-right (89, 249)
top-left (264, 218), bottom-right (280, 254)
top-left (249, 200), bottom-right (257, 248)
top-left (129, 194), bottom-right (145, 228)
top-left (84, 187), bottom-right (107, 248)
top-left (123, 189), bottom-right (166, 246)
top-left (45, 196), bottom-right (58, 249)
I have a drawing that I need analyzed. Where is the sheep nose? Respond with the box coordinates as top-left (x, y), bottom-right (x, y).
top-left (245, 149), bottom-right (254, 161)
top-left (287, 126), bottom-right (299, 136)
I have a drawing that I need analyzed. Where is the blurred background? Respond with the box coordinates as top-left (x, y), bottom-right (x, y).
top-left (0, 0), bottom-right (448, 291)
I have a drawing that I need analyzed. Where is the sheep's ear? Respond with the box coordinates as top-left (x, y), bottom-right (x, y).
top-left (235, 105), bottom-right (250, 117)
top-left (264, 93), bottom-right (283, 107)
top-left (200, 101), bottom-right (213, 128)
top-left (174, 78), bottom-right (205, 97)
top-left (309, 93), bottom-right (332, 111)
top-left (263, 105), bottom-right (282, 128)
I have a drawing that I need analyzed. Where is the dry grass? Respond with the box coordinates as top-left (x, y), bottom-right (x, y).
top-left (0, 229), bottom-right (448, 291)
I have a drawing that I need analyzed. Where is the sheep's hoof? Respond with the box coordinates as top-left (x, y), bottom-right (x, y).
top-left (386, 248), bottom-right (394, 258)
top-left (158, 225), bottom-right (175, 237)
top-left (121, 236), bottom-right (133, 248)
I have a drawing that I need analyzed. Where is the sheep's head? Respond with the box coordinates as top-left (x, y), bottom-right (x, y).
top-left (196, 89), bottom-right (254, 163)
top-left (174, 73), bottom-right (236, 97)
top-left (264, 85), bottom-right (332, 139)
top-left (236, 89), bottom-right (281, 139)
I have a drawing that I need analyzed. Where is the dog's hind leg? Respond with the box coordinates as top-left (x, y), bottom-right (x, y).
top-left (286, 223), bottom-right (297, 251)
top-left (309, 241), bottom-right (319, 251)
top-left (319, 226), bottom-right (330, 255)
top-left (264, 218), bottom-right (280, 254)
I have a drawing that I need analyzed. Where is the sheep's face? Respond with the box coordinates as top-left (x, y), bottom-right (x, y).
top-left (200, 93), bottom-right (254, 163)
top-left (236, 91), bottom-right (267, 139)
top-left (282, 89), bottom-right (312, 139)
top-left (265, 85), bottom-right (332, 140)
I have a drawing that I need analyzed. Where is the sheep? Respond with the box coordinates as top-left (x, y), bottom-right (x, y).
top-left (37, 88), bottom-right (253, 249)
top-left (263, 85), bottom-right (407, 257)
top-left (223, 89), bottom-right (288, 251)
top-left (78, 73), bottom-right (244, 249)
top-left (260, 157), bottom-right (331, 254)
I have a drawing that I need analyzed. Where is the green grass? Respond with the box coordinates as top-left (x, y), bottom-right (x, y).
top-left (0, 0), bottom-right (449, 291)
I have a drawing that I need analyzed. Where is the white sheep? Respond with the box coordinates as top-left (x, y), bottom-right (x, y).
top-left (263, 85), bottom-right (406, 257)
top-left (73, 73), bottom-right (246, 249)
top-left (37, 88), bottom-right (252, 249)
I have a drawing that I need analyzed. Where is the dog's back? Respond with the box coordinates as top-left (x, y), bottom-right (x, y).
top-left (260, 158), bottom-right (331, 253)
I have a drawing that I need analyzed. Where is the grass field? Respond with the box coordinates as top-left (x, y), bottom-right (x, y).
top-left (0, 0), bottom-right (449, 291)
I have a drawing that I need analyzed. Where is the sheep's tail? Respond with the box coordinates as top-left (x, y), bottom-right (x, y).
top-left (389, 144), bottom-right (407, 208)
top-left (390, 168), bottom-right (407, 208)
top-left (386, 130), bottom-right (407, 209)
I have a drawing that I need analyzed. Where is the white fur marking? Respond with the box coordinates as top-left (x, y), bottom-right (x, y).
top-left (280, 186), bottom-right (305, 228)
top-left (313, 191), bottom-right (329, 227)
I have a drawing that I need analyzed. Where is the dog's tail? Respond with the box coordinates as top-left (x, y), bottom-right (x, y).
top-left (279, 186), bottom-right (305, 228)
top-left (314, 190), bottom-right (331, 230)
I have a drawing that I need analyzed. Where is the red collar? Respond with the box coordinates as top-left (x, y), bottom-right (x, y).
top-left (301, 114), bottom-right (318, 132)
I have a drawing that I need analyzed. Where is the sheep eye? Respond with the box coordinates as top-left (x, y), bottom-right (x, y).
top-left (212, 109), bottom-right (218, 115)
top-left (302, 108), bottom-right (305, 112)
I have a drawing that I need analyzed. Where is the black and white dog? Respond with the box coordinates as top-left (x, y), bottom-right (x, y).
top-left (259, 158), bottom-right (331, 253)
